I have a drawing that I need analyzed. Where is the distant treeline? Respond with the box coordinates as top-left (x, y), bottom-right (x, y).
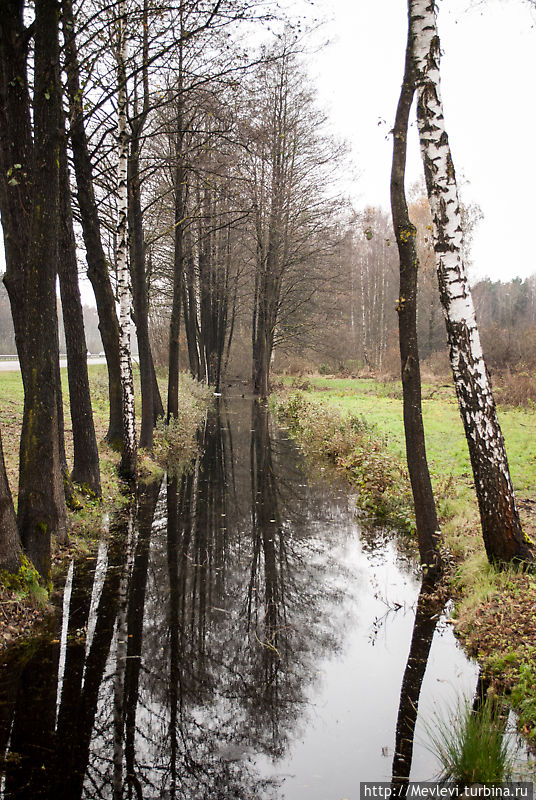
top-left (268, 202), bottom-right (536, 377)
top-left (0, 282), bottom-right (103, 356)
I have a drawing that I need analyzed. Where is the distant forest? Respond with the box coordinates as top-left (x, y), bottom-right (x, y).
top-left (2, 247), bottom-right (533, 376)
top-left (0, 283), bottom-right (104, 356)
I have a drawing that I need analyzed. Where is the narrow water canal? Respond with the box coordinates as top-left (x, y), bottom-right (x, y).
top-left (0, 398), bottom-right (530, 798)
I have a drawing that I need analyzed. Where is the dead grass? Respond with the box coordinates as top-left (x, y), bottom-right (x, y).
top-left (493, 369), bottom-right (536, 409)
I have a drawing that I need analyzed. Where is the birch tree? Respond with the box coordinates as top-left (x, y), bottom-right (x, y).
top-left (410, 0), bottom-right (533, 565)
top-left (116, 1), bottom-right (137, 479)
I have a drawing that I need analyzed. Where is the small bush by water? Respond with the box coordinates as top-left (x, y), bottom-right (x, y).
top-left (427, 697), bottom-right (514, 785)
top-left (153, 374), bottom-right (212, 473)
top-left (0, 555), bottom-right (48, 609)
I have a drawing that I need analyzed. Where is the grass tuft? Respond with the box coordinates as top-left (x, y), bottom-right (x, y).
top-left (427, 697), bottom-right (514, 785)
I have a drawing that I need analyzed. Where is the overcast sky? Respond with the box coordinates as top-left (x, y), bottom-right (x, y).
top-left (307, 0), bottom-right (536, 283)
top-left (2, 0), bottom-right (533, 297)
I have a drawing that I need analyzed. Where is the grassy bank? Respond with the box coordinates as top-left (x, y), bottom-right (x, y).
top-left (272, 375), bottom-right (536, 744)
top-left (0, 364), bottom-right (211, 647)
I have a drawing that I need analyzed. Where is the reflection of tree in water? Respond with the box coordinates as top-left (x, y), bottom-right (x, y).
top-left (391, 581), bottom-right (445, 788)
top-left (0, 399), bottom-right (358, 799)
top-left (0, 495), bottom-right (143, 800)
top-left (139, 399), bottom-right (352, 799)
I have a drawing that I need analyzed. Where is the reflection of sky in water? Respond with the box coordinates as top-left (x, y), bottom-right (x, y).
top-left (254, 530), bottom-right (479, 796)
top-left (1, 398), bottom-right (532, 800)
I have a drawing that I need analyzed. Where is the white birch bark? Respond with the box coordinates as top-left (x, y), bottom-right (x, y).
top-left (410, 0), bottom-right (532, 563)
top-left (112, 507), bottom-right (136, 798)
top-left (116, 0), bottom-right (137, 478)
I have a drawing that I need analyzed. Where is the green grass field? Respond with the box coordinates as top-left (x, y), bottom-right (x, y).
top-left (278, 375), bottom-right (536, 511)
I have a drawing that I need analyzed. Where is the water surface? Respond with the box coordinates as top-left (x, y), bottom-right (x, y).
top-left (0, 398), bottom-right (530, 798)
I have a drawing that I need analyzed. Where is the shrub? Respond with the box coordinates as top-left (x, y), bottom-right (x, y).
top-left (153, 374), bottom-right (212, 473)
top-left (494, 370), bottom-right (536, 408)
top-left (1, 555), bottom-right (49, 609)
top-left (427, 697), bottom-right (514, 785)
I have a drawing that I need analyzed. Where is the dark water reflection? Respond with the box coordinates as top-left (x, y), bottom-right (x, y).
top-left (2, 398), bottom-right (528, 798)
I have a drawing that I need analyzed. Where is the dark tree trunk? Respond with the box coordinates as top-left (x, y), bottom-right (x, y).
top-left (0, 429), bottom-right (21, 573)
top-left (128, 137), bottom-right (156, 449)
top-left (54, 339), bottom-right (76, 517)
top-left (150, 359), bottom-right (164, 421)
top-left (58, 115), bottom-right (102, 496)
top-left (127, 0), bottom-right (162, 448)
top-left (252, 307), bottom-right (272, 399)
top-left (0, 0), bottom-right (67, 578)
top-left (390, 7), bottom-right (441, 578)
top-left (182, 250), bottom-right (202, 381)
top-left (168, 137), bottom-right (185, 420)
top-left (61, 0), bottom-right (123, 449)
top-left (391, 583), bottom-right (444, 785)
top-left (196, 197), bottom-right (231, 392)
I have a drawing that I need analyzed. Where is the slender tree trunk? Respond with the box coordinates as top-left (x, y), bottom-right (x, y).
top-left (168, 184), bottom-right (183, 420)
top-left (61, 0), bottom-right (123, 449)
top-left (116, 0), bottom-right (137, 479)
top-left (0, 430), bottom-right (21, 574)
top-left (182, 255), bottom-right (202, 381)
top-left (54, 338), bottom-right (76, 518)
top-left (391, 5), bottom-right (441, 578)
top-left (129, 140), bottom-right (156, 449)
top-left (392, 583), bottom-right (444, 785)
top-left (410, 0), bottom-right (532, 565)
top-left (150, 358), bottom-right (164, 422)
top-left (127, 0), bottom-right (162, 449)
top-left (168, 89), bottom-right (185, 420)
top-left (58, 115), bottom-right (101, 496)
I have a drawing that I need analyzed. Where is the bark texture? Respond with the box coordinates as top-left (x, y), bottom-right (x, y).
top-left (58, 115), bottom-right (101, 496)
top-left (391, 5), bottom-right (441, 577)
top-left (61, 0), bottom-right (124, 449)
top-left (129, 140), bottom-right (158, 448)
top-left (0, 0), bottom-right (67, 578)
top-left (410, 0), bottom-right (532, 565)
top-left (0, 430), bottom-right (21, 573)
top-left (116, 1), bottom-right (137, 479)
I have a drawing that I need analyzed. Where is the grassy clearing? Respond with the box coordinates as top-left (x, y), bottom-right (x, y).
top-left (273, 375), bottom-right (536, 745)
top-left (0, 364), bottom-right (211, 645)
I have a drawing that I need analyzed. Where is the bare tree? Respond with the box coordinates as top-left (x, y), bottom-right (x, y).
top-left (58, 112), bottom-right (102, 497)
top-left (62, 0), bottom-right (124, 449)
top-left (244, 41), bottom-right (345, 395)
top-left (391, 5), bottom-right (441, 578)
